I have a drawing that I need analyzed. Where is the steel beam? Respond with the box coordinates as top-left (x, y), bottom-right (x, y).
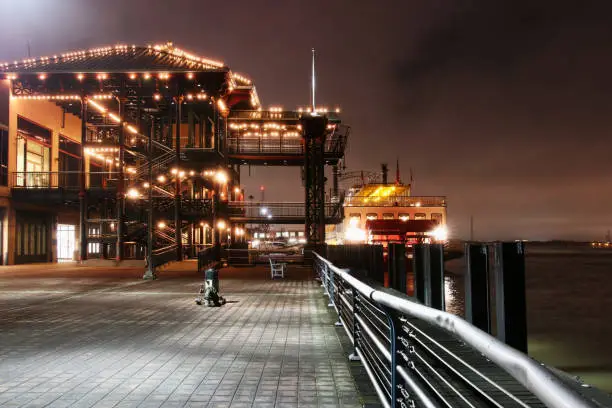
top-left (175, 96), bottom-right (183, 261)
top-left (301, 115), bottom-right (328, 251)
top-left (79, 98), bottom-right (88, 262)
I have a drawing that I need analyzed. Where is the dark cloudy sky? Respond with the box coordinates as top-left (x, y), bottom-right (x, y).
top-left (1, 0), bottom-right (611, 240)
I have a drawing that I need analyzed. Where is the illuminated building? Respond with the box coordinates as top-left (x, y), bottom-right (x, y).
top-left (0, 42), bottom-right (348, 266)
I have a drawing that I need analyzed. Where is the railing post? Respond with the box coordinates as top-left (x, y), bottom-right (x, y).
top-left (327, 263), bottom-right (335, 307)
top-left (494, 241), bottom-right (528, 353)
top-left (348, 286), bottom-right (361, 361)
top-left (465, 242), bottom-right (490, 333)
top-left (383, 307), bottom-right (399, 407)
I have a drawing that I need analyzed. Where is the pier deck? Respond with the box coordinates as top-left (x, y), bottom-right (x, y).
top-left (0, 262), bottom-right (369, 408)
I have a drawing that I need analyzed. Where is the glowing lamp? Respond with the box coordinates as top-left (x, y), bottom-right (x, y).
top-left (215, 171), bottom-right (228, 184)
top-left (429, 225), bottom-right (448, 242)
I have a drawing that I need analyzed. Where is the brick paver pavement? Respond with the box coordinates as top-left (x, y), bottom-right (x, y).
top-left (0, 262), bottom-right (367, 408)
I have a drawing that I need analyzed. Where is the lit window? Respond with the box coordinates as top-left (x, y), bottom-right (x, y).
top-left (366, 213), bottom-right (377, 220)
top-left (383, 213), bottom-right (394, 220)
top-left (415, 213), bottom-right (426, 220)
top-left (399, 213), bottom-right (409, 221)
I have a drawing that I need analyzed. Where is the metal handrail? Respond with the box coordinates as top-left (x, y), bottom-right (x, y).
top-left (313, 252), bottom-right (596, 408)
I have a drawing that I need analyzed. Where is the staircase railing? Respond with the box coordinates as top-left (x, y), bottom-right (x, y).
top-left (150, 244), bottom-right (178, 268)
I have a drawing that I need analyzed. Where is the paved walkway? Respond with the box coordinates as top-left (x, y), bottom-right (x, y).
top-left (0, 262), bottom-right (367, 408)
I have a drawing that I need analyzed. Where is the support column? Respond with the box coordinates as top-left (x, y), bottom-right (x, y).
top-left (79, 98), bottom-right (88, 262)
top-left (332, 164), bottom-right (339, 198)
top-left (116, 97), bottom-right (125, 262)
top-left (144, 117), bottom-right (156, 280)
top-left (494, 242), bottom-right (527, 352)
top-left (175, 97), bottom-right (183, 261)
top-left (465, 243), bottom-right (490, 333)
top-left (301, 114), bottom-right (328, 261)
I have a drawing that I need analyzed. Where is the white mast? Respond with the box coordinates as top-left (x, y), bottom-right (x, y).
top-left (311, 48), bottom-right (316, 113)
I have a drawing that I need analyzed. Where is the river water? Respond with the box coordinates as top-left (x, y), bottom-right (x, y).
top-left (442, 246), bottom-right (612, 392)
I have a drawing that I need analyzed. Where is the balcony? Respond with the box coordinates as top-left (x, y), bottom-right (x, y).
top-left (227, 201), bottom-right (344, 224)
top-left (343, 195), bottom-right (447, 208)
top-left (226, 129), bottom-right (347, 165)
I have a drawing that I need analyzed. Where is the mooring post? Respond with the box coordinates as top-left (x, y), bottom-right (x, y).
top-left (413, 243), bottom-right (429, 305)
top-left (429, 243), bottom-right (445, 311)
top-left (370, 245), bottom-right (385, 286)
top-left (465, 242), bottom-right (490, 333)
top-left (494, 241), bottom-right (528, 353)
top-left (388, 243), bottom-right (406, 293)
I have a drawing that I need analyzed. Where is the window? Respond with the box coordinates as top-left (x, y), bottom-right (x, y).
top-left (399, 213), bottom-right (410, 221)
top-left (431, 213), bottom-right (443, 224)
top-left (0, 125), bottom-right (8, 186)
top-left (16, 117), bottom-right (52, 187)
top-left (366, 213), bottom-right (377, 220)
top-left (349, 213), bottom-right (361, 220)
top-left (383, 213), bottom-right (394, 220)
top-left (415, 213), bottom-right (426, 220)
top-left (59, 135), bottom-right (81, 188)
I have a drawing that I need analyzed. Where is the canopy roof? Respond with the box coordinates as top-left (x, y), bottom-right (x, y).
top-left (0, 43), bottom-right (228, 73)
top-left (2, 42), bottom-right (260, 111)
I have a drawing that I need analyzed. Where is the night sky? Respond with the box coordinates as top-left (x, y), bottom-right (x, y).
top-left (2, 0), bottom-right (611, 241)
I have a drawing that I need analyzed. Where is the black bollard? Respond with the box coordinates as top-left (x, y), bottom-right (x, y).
top-left (465, 243), bottom-right (491, 333)
top-left (388, 243), bottom-right (407, 293)
top-left (413, 243), bottom-right (429, 305)
top-left (429, 244), bottom-right (445, 311)
top-left (413, 243), bottom-right (445, 310)
top-left (369, 245), bottom-right (385, 286)
top-left (493, 241), bottom-right (527, 353)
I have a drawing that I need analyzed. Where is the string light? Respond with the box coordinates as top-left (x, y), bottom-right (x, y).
top-left (10, 94), bottom-right (81, 100)
top-left (76, 73), bottom-right (84, 81)
top-left (217, 99), bottom-right (227, 112)
top-left (186, 72), bottom-right (194, 80)
top-left (129, 73), bottom-right (137, 80)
